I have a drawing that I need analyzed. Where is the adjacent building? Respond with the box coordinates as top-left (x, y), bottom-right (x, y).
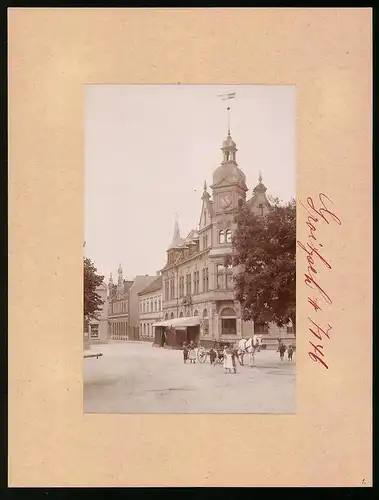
top-left (89, 282), bottom-right (109, 344)
top-left (108, 264), bottom-right (134, 341)
top-left (107, 267), bottom-right (157, 341)
top-left (158, 129), bottom-right (294, 348)
top-left (127, 275), bottom-right (158, 340)
top-left (138, 275), bottom-right (163, 341)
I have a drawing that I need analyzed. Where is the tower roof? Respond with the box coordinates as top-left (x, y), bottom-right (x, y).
top-left (253, 172), bottom-right (267, 193)
top-left (221, 132), bottom-right (237, 150)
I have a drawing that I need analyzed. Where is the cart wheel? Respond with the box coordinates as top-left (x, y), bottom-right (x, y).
top-left (197, 348), bottom-right (207, 363)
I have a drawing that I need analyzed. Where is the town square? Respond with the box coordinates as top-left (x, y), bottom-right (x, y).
top-left (84, 341), bottom-right (295, 414)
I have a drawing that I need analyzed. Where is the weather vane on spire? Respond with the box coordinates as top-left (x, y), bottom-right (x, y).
top-left (218, 92), bottom-right (235, 135)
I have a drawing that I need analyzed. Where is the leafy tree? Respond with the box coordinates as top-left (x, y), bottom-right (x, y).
top-left (228, 198), bottom-right (296, 335)
top-left (84, 257), bottom-right (105, 323)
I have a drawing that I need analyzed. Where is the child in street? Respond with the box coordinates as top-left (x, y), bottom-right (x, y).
top-left (188, 344), bottom-right (196, 364)
top-left (223, 346), bottom-right (234, 374)
top-left (278, 343), bottom-right (287, 361)
top-left (209, 347), bottom-right (217, 366)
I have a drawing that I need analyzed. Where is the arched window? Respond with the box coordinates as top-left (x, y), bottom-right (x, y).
top-left (225, 229), bottom-right (232, 243)
top-left (220, 307), bottom-right (237, 336)
top-left (194, 310), bottom-right (198, 316)
top-left (179, 311), bottom-right (184, 318)
top-left (219, 230), bottom-right (225, 244)
top-left (170, 312), bottom-right (175, 319)
top-left (164, 313), bottom-right (168, 320)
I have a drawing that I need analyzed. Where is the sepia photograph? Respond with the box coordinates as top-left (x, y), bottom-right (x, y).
top-left (83, 84), bottom-right (296, 414)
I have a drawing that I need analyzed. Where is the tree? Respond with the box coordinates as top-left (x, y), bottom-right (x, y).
top-left (84, 257), bottom-right (105, 323)
top-left (228, 198), bottom-right (296, 335)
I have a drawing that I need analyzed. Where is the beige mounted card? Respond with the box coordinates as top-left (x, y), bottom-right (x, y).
top-left (8, 8), bottom-right (372, 487)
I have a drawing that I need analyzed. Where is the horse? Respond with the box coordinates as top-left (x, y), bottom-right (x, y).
top-left (237, 336), bottom-right (262, 366)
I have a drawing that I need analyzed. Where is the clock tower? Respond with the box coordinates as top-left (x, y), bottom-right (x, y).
top-left (210, 129), bottom-right (248, 217)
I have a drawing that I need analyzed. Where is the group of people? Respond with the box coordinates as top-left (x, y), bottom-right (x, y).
top-left (182, 340), bottom-right (237, 374)
top-left (277, 342), bottom-right (295, 361)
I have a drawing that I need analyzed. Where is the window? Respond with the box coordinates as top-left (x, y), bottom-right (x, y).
top-left (193, 270), bottom-right (200, 294)
top-left (165, 280), bottom-right (169, 301)
top-left (219, 230), bottom-right (225, 244)
top-left (225, 229), bottom-right (232, 243)
top-left (150, 298), bottom-right (153, 311)
top-left (202, 309), bottom-right (209, 335)
top-left (221, 308), bottom-right (237, 335)
top-left (154, 300), bottom-right (157, 312)
top-left (254, 323), bottom-right (269, 334)
top-left (203, 233), bottom-right (208, 249)
top-left (170, 312), bottom-right (175, 319)
top-left (186, 274), bottom-right (191, 296)
top-left (170, 279), bottom-right (175, 300)
top-left (179, 276), bottom-right (184, 297)
top-left (217, 264), bottom-right (225, 289)
top-left (165, 313), bottom-right (168, 320)
top-left (259, 203), bottom-right (264, 216)
top-left (194, 310), bottom-right (198, 316)
top-left (159, 299), bottom-right (162, 310)
top-left (202, 268), bottom-right (209, 292)
top-left (90, 324), bottom-right (99, 339)
top-left (179, 311), bottom-right (184, 318)
top-left (217, 264), bottom-right (233, 289)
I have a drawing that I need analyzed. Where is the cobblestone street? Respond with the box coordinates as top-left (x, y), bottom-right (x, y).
top-left (83, 341), bottom-right (296, 414)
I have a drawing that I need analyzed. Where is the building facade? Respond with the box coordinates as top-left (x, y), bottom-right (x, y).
top-left (127, 275), bottom-right (158, 340)
top-left (160, 130), bottom-right (294, 348)
top-left (108, 264), bottom-right (133, 341)
top-left (138, 275), bottom-right (163, 342)
top-left (89, 282), bottom-right (109, 344)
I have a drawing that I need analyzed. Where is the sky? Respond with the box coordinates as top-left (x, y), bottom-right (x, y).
top-left (85, 85), bottom-right (296, 281)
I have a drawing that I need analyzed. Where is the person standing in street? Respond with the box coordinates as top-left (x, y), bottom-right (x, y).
top-left (230, 343), bottom-right (237, 374)
top-left (183, 341), bottom-right (189, 363)
top-left (209, 347), bottom-right (217, 366)
top-left (223, 346), bottom-right (234, 374)
top-left (188, 340), bottom-right (196, 363)
top-left (278, 343), bottom-right (287, 361)
top-left (287, 345), bottom-right (294, 361)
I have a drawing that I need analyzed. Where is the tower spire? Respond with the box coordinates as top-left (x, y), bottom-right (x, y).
top-left (172, 214), bottom-right (181, 245)
top-left (118, 263), bottom-right (123, 284)
top-left (258, 171), bottom-right (263, 183)
top-left (202, 180), bottom-right (210, 200)
top-left (227, 106), bottom-right (231, 136)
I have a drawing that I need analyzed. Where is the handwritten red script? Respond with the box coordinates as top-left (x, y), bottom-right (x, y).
top-left (297, 193), bottom-right (342, 369)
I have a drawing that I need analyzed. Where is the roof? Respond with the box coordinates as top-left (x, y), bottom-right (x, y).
top-left (138, 275), bottom-right (163, 296)
top-left (152, 316), bottom-right (201, 329)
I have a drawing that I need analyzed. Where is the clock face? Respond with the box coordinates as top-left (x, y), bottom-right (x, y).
top-left (219, 193), bottom-right (232, 209)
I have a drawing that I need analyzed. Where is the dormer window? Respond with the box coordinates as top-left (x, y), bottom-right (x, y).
top-left (259, 204), bottom-right (264, 216)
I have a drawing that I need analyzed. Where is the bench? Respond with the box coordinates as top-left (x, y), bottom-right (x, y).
top-left (83, 353), bottom-right (103, 359)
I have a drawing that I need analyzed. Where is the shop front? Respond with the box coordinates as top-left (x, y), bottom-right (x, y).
top-left (152, 316), bottom-right (201, 349)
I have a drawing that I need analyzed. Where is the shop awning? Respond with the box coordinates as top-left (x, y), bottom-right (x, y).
top-left (152, 316), bottom-right (201, 329)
